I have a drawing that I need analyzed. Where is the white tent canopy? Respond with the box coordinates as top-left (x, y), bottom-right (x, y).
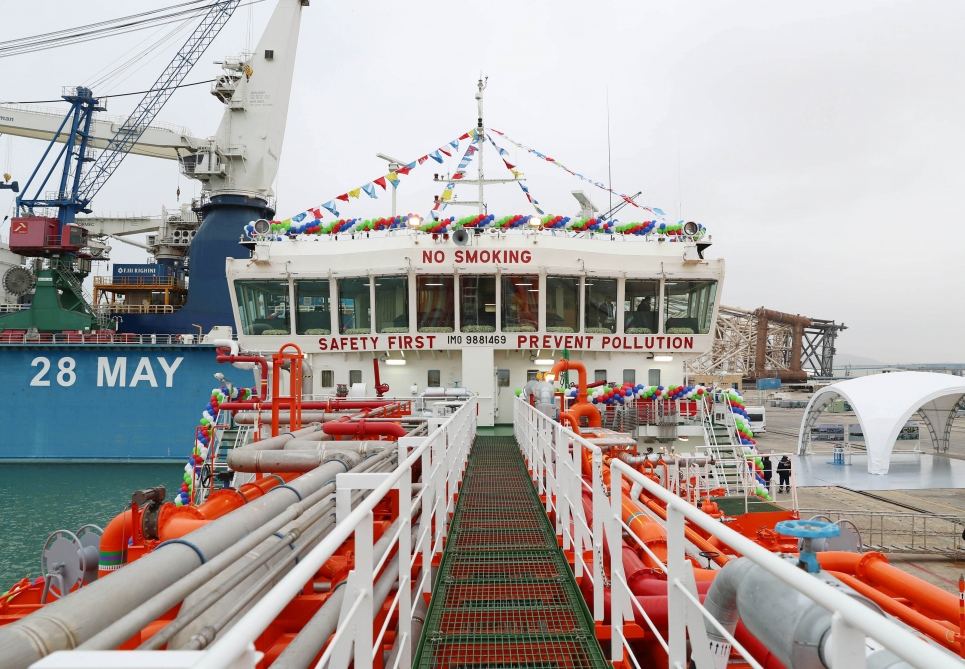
top-left (798, 372), bottom-right (965, 474)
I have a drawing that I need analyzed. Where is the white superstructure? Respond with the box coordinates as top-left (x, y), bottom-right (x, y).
top-left (227, 227), bottom-right (724, 425)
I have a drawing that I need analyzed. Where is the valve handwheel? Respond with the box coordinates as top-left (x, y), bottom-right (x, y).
top-left (774, 519), bottom-right (840, 573)
top-left (774, 519), bottom-right (840, 539)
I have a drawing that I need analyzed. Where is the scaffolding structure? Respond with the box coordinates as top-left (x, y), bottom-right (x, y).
top-left (687, 305), bottom-right (846, 383)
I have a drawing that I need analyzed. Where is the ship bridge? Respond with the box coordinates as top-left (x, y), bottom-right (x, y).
top-left (227, 226), bottom-right (724, 425)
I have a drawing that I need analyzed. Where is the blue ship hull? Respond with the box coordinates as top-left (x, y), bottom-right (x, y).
top-left (0, 345), bottom-right (240, 460)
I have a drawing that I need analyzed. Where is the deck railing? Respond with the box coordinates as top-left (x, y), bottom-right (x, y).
top-left (513, 397), bottom-right (960, 669)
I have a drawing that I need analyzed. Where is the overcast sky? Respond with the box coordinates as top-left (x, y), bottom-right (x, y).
top-left (2, 0), bottom-right (963, 363)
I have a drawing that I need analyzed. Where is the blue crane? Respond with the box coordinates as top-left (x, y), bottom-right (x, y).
top-left (3, 0), bottom-right (241, 332)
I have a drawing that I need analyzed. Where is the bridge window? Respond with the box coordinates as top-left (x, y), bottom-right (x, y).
top-left (502, 274), bottom-right (538, 332)
top-left (294, 279), bottom-right (331, 335)
top-left (375, 276), bottom-right (409, 333)
top-left (417, 275), bottom-right (455, 332)
top-left (349, 369), bottom-right (362, 386)
top-left (337, 278), bottom-right (372, 334)
top-left (235, 280), bottom-right (290, 335)
top-left (428, 369), bottom-right (441, 387)
top-left (320, 369), bottom-right (334, 388)
top-left (648, 369), bottom-right (661, 386)
top-left (594, 369), bottom-right (607, 383)
top-left (585, 278), bottom-right (617, 333)
top-left (664, 280), bottom-right (717, 334)
top-left (623, 369), bottom-right (636, 384)
top-left (624, 279), bottom-right (659, 333)
top-left (459, 276), bottom-right (496, 332)
top-left (545, 276), bottom-right (579, 332)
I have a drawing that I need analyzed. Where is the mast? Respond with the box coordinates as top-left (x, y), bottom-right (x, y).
top-left (475, 76), bottom-right (487, 214)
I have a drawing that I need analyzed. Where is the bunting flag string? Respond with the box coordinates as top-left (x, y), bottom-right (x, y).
top-left (273, 130), bottom-right (474, 232)
top-left (432, 129), bottom-right (481, 216)
top-left (486, 132), bottom-right (545, 215)
top-left (489, 128), bottom-right (656, 215)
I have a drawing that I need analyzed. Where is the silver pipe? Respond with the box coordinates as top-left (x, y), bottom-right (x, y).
top-left (174, 459), bottom-right (400, 651)
top-left (0, 459), bottom-right (353, 668)
top-left (80, 480), bottom-right (340, 651)
top-left (239, 423), bottom-right (323, 452)
top-left (160, 453), bottom-right (396, 648)
top-left (273, 510), bottom-right (425, 669)
top-left (229, 441), bottom-right (388, 473)
top-left (701, 557), bottom-right (917, 669)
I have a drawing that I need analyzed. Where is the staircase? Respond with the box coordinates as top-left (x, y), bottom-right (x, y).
top-left (697, 403), bottom-right (749, 496)
top-left (195, 416), bottom-right (253, 504)
top-left (51, 260), bottom-right (113, 329)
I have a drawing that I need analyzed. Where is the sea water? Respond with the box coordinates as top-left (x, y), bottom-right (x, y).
top-left (0, 463), bottom-right (182, 588)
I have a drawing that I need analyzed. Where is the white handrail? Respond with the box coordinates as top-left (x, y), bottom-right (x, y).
top-left (194, 398), bottom-right (476, 668)
top-left (514, 397), bottom-right (960, 669)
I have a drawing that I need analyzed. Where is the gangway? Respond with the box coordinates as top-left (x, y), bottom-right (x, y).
top-left (413, 436), bottom-right (607, 668)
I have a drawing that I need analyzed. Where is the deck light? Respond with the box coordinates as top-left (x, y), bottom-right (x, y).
top-left (543, 373), bottom-right (555, 381)
top-left (654, 355), bottom-right (673, 362)
top-left (407, 214), bottom-right (423, 228)
top-left (534, 359), bottom-right (555, 366)
top-left (528, 216), bottom-right (541, 227)
top-left (385, 359), bottom-right (407, 366)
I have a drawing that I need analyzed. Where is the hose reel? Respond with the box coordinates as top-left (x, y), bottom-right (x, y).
top-left (40, 524), bottom-right (102, 603)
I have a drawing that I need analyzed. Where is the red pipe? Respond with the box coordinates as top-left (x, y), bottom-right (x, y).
top-left (550, 359), bottom-right (589, 403)
top-left (322, 419), bottom-right (406, 439)
top-left (216, 351), bottom-right (269, 398)
top-left (218, 400), bottom-right (394, 411)
top-left (372, 358), bottom-right (389, 397)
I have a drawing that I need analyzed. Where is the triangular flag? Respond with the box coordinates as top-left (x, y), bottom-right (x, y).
top-left (293, 212), bottom-right (307, 223)
top-left (417, 155), bottom-right (428, 164)
top-left (362, 183), bottom-right (377, 198)
top-left (336, 193), bottom-right (350, 202)
top-left (458, 132), bottom-right (470, 140)
top-left (348, 188), bottom-right (361, 199)
top-left (503, 161), bottom-right (515, 170)
top-left (430, 150), bottom-right (443, 163)
top-left (397, 166), bottom-right (411, 175)
top-left (440, 148), bottom-right (452, 157)
top-left (374, 176), bottom-right (387, 190)
top-left (405, 161), bottom-right (416, 170)
top-left (441, 189), bottom-right (453, 202)
top-left (322, 201), bottom-right (340, 216)
top-left (310, 208), bottom-right (322, 219)
top-left (387, 171), bottom-right (400, 188)
top-left (452, 172), bottom-right (464, 180)
top-left (466, 145), bottom-right (477, 155)
top-left (449, 140), bottom-right (459, 149)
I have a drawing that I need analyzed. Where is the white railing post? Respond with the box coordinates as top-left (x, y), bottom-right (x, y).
top-left (828, 612), bottom-right (866, 667)
top-left (419, 437), bottom-right (434, 595)
top-left (434, 433), bottom-right (446, 553)
top-left (396, 450), bottom-right (413, 669)
top-left (666, 504), bottom-right (688, 666)
top-left (572, 435), bottom-right (586, 577)
top-left (609, 464), bottom-right (628, 663)
top-left (590, 447), bottom-right (605, 620)
top-left (552, 422), bottom-right (564, 534)
top-left (330, 508), bottom-right (374, 669)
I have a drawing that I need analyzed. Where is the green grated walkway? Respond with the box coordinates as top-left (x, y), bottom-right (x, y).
top-left (414, 436), bottom-right (608, 669)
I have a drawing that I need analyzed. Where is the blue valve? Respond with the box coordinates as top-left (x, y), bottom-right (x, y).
top-left (775, 520), bottom-right (840, 573)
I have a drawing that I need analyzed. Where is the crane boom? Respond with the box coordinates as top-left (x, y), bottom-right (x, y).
top-left (77, 0), bottom-right (241, 203)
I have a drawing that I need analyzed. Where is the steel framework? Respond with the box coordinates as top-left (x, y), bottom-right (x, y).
top-left (687, 306), bottom-right (846, 382)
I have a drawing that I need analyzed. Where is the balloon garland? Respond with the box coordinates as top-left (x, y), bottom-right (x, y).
top-left (176, 384), bottom-right (253, 507)
top-left (244, 214), bottom-right (707, 241)
top-left (579, 382), bottom-right (709, 405)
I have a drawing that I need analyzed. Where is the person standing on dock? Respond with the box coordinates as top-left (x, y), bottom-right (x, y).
top-left (762, 455), bottom-right (773, 488)
top-left (776, 455), bottom-right (791, 493)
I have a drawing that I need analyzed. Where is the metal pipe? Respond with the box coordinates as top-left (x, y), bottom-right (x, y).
top-left (702, 556), bottom-right (922, 669)
top-left (229, 442), bottom-right (388, 473)
top-left (218, 400), bottom-right (396, 411)
top-left (272, 509), bottom-right (425, 669)
top-left (80, 480), bottom-right (342, 651)
top-left (233, 412), bottom-right (429, 425)
top-left (322, 419), bottom-right (407, 439)
top-left (0, 460), bottom-right (355, 667)
top-left (157, 453), bottom-right (396, 650)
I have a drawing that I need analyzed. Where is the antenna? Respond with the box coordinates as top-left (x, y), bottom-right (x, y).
top-left (606, 88), bottom-right (613, 214)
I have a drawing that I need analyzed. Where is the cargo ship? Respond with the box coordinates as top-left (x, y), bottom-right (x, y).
top-left (0, 0), bottom-right (299, 459)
